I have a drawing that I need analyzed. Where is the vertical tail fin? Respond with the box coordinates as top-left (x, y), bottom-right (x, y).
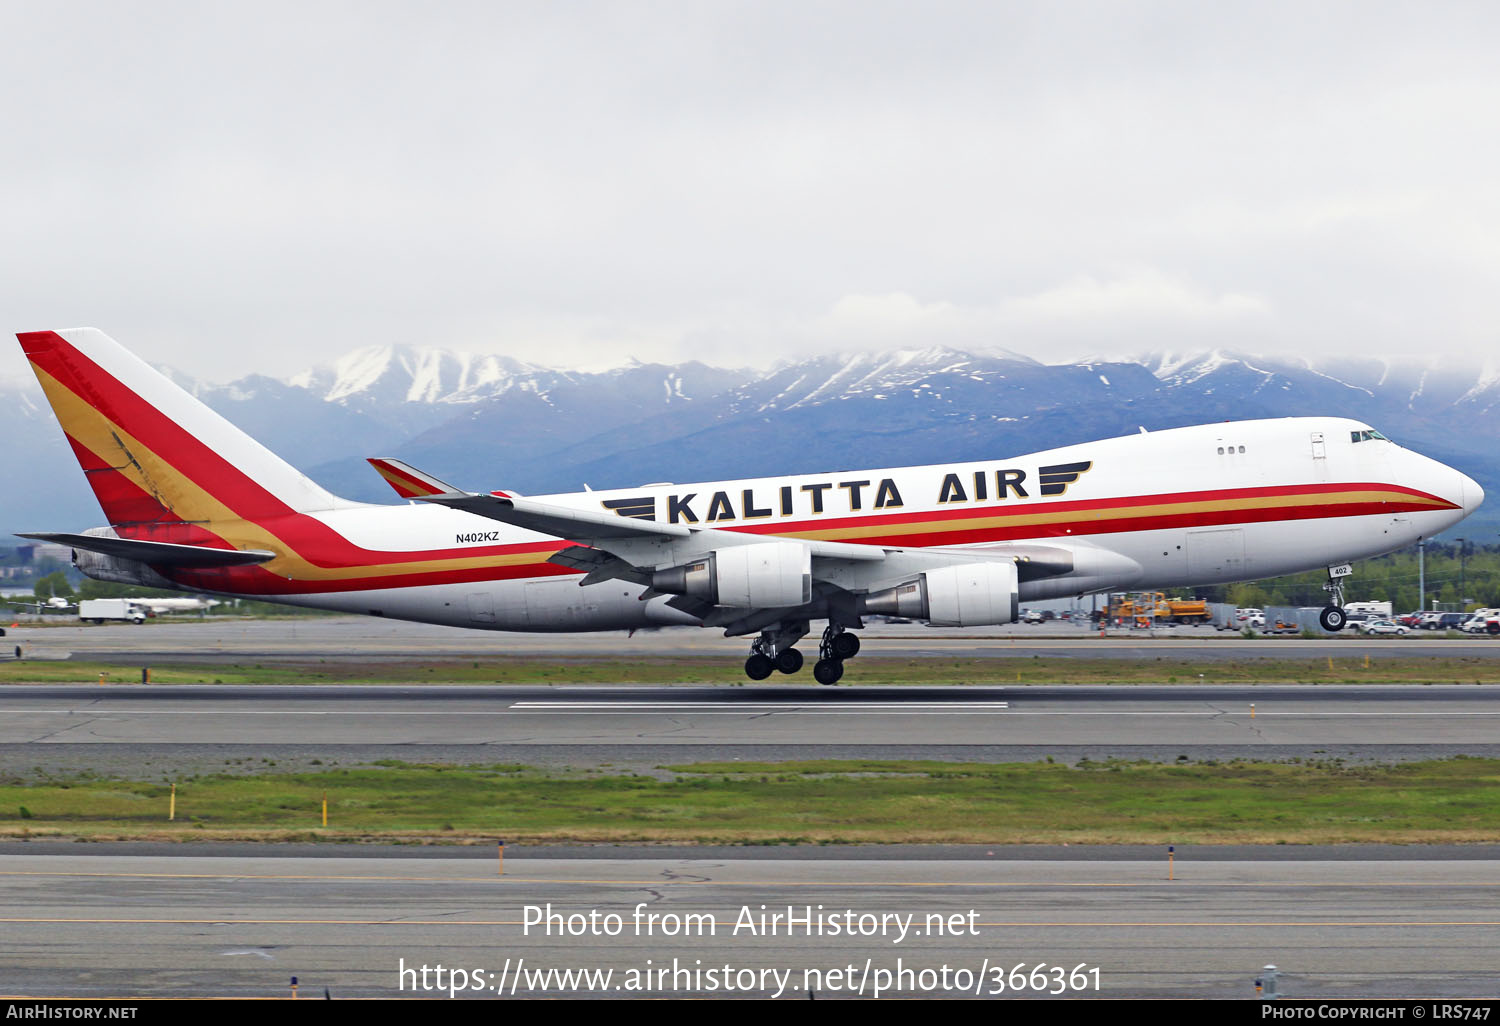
top-left (18, 328), bottom-right (348, 530)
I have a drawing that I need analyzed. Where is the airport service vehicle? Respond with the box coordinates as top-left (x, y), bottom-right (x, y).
top-left (1357, 619), bottom-right (1409, 636)
top-left (1243, 613), bottom-right (1299, 634)
top-left (77, 598), bottom-right (148, 624)
top-left (15, 328), bottom-right (1486, 684)
top-left (1104, 591), bottom-right (1211, 626)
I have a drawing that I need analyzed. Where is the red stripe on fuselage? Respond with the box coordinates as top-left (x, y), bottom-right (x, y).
top-left (788, 497), bottom-right (1439, 548)
top-left (730, 480), bottom-right (1453, 540)
top-left (169, 554), bottom-right (579, 595)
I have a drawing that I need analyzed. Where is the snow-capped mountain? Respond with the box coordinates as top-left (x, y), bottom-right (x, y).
top-left (287, 345), bottom-right (542, 405)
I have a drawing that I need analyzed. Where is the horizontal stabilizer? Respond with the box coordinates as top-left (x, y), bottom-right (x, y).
top-left (366, 458), bottom-right (471, 499)
top-left (16, 532), bottom-right (277, 568)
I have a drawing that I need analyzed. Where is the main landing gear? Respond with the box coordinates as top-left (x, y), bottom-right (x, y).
top-left (812, 622), bottom-right (861, 686)
top-left (1319, 562), bottom-right (1354, 632)
top-left (743, 621), bottom-right (809, 681)
top-left (742, 620), bottom-right (860, 683)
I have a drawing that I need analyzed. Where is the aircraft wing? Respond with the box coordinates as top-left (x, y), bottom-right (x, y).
top-left (367, 458), bottom-right (887, 561)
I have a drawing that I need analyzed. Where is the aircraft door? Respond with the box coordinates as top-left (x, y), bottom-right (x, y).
top-left (1310, 431), bottom-right (1328, 480)
top-left (1186, 527), bottom-right (1247, 583)
top-left (466, 591), bottom-right (496, 623)
top-left (523, 579), bottom-right (599, 629)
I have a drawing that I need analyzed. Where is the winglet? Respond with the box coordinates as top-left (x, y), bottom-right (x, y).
top-left (366, 458), bottom-right (470, 499)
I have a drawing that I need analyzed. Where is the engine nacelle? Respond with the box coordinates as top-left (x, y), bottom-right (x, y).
top-left (651, 541), bottom-right (812, 608)
top-left (863, 561), bottom-right (1019, 627)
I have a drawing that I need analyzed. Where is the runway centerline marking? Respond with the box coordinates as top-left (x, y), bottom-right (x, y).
top-left (510, 702), bottom-right (1011, 709)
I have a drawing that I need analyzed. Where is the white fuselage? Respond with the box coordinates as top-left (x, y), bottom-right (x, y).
top-left (248, 416), bottom-right (1479, 632)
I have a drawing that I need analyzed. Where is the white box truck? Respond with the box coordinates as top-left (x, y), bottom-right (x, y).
top-left (78, 599), bottom-right (149, 624)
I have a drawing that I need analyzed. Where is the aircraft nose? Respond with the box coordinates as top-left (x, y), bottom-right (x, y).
top-left (1461, 470), bottom-right (1484, 516)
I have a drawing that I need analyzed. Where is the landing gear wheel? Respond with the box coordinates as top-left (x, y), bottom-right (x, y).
top-left (1319, 605), bottom-right (1347, 632)
top-left (744, 653), bottom-right (774, 680)
top-left (812, 659), bottom-right (844, 685)
top-left (832, 632), bottom-right (861, 659)
top-left (775, 648), bottom-right (804, 675)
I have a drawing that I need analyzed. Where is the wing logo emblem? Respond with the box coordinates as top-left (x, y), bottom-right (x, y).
top-left (1037, 461), bottom-right (1094, 496)
top-left (601, 496), bottom-right (657, 521)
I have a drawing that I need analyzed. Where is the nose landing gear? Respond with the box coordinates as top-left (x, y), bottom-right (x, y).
top-left (1320, 562), bottom-right (1354, 632)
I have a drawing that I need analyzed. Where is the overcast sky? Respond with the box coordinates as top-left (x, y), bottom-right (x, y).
top-left (3, 1), bottom-right (1499, 385)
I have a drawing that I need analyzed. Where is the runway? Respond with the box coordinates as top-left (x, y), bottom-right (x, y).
top-left (5, 682), bottom-right (1499, 779)
top-left (3, 850), bottom-right (1497, 998)
top-left (7, 616), bottom-right (1499, 663)
top-left (4, 683), bottom-right (1499, 747)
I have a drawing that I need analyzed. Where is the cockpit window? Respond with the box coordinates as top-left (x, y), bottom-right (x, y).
top-left (1350, 429), bottom-right (1390, 443)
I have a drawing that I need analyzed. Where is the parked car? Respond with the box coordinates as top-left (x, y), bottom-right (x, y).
top-left (1421, 612), bottom-right (1469, 631)
top-left (1460, 609), bottom-right (1500, 635)
top-left (1358, 619), bottom-right (1409, 636)
top-left (1023, 609), bottom-right (1044, 624)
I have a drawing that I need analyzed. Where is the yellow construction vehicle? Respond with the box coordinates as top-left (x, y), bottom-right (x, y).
top-left (1103, 592), bottom-right (1211, 627)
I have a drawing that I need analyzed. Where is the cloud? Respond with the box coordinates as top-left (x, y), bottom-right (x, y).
top-left (2, 3), bottom-right (1499, 382)
top-left (783, 273), bottom-right (1272, 362)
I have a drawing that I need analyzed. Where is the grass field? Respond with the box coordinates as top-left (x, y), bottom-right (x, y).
top-left (2, 654), bottom-right (1499, 685)
top-left (3, 757), bottom-right (1498, 845)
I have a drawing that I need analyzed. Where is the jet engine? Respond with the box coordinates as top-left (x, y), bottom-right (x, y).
top-left (651, 541), bottom-right (812, 608)
top-left (862, 561), bottom-right (1019, 627)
